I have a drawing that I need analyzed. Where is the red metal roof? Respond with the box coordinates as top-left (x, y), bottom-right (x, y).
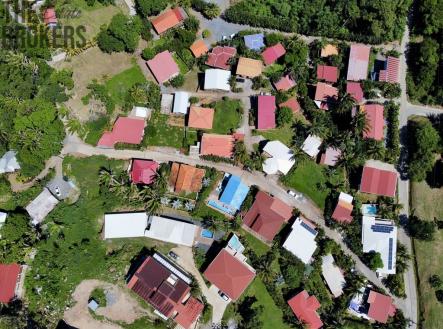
top-left (204, 249), bottom-right (255, 301)
top-left (131, 159), bottom-right (159, 185)
top-left (332, 200), bottom-right (353, 224)
top-left (319, 147), bottom-right (341, 166)
top-left (0, 263), bottom-right (20, 303)
top-left (261, 43), bottom-right (286, 65)
top-left (243, 191), bottom-right (292, 241)
top-left (288, 290), bottom-right (323, 329)
top-left (363, 104), bottom-right (384, 141)
top-left (206, 46), bottom-right (237, 70)
top-left (43, 8), bottom-right (57, 25)
top-left (347, 44), bottom-right (371, 81)
top-left (274, 75), bottom-right (296, 91)
top-left (97, 117), bottom-right (145, 148)
top-left (367, 290), bottom-right (396, 323)
top-left (279, 97), bottom-right (301, 113)
top-left (360, 164), bottom-right (397, 197)
top-left (257, 95), bottom-right (276, 130)
top-left (346, 82), bottom-right (364, 103)
top-left (174, 296), bottom-right (204, 329)
top-left (379, 56), bottom-right (400, 83)
top-left (151, 8), bottom-right (184, 34)
top-left (200, 134), bottom-right (235, 158)
top-left (147, 50), bottom-right (180, 84)
top-left (315, 82), bottom-right (338, 101)
top-left (316, 65), bottom-right (338, 83)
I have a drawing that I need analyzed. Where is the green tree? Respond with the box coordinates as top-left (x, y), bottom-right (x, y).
top-left (135, 0), bottom-right (168, 17)
top-left (408, 214), bottom-right (436, 241)
top-left (429, 274), bottom-right (442, 288)
top-left (365, 251), bottom-right (384, 271)
top-left (98, 14), bottom-right (142, 53)
top-left (170, 74), bottom-right (185, 88)
top-left (276, 107), bottom-right (293, 126)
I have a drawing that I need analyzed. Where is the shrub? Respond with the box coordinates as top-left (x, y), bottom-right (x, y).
top-left (141, 47), bottom-right (156, 60)
top-left (202, 29), bottom-right (211, 38)
top-left (276, 107), bottom-right (293, 126)
top-left (169, 74), bottom-right (185, 88)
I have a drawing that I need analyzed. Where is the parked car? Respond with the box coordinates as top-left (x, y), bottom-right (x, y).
top-left (287, 190), bottom-right (296, 197)
top-left (287, 190), bottom-right (304, 201)
top-left (218, 290), bottom-right (229, 301)
top-left (236, 77), bottom-right (245, 83)
top-left (168, 251), bottom-right (179, 261)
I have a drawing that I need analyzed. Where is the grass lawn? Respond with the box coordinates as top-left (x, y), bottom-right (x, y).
top-left (212, 98), bottom-right (242, 134)
top-left (105, 65), bottom-right (146, 106)
top-left (411, 179), bottom-right (443, 329)
top-left (254, 123), bottom-right (293, 146)
top-left (282, 159), bottom-right (329, 209)
top-left (84, 115), bottom-right (110, 145)
top-left (173, 53), bottom-right (190, 75)
top-left (239, 229), bottom-right (270, 257)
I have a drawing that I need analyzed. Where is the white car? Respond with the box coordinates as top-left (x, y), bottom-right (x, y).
top-left (287, 190), bottom-right (305, 201)
top-left (218, 290), bottom-right (229, 301)
top-left (287, 190), bottom-right (296, 197)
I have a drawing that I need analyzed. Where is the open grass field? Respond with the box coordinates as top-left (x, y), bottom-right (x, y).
top-left (105, 65), bottom-right (146, 107)
top-left (212, 98), bottom-right (242, 134)
top-left (411, 179), bottom-right (443, 329)
top-left (254, 123), bottom-right (293, 146)
top-left (282, 159), bottom-right (329, 209)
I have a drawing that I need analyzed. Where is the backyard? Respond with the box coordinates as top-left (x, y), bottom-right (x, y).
top-left (104, 65), bottom-right (146, 107)
top-left (212, 98), bottom-right (242, 134)
top-left (411, 179), bottom-right (443, 329)
top-left (254, 123), bottom-right (294, 146)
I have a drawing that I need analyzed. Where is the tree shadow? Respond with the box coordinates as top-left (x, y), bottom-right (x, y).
top-left (426, 159), bottom-right (443, 188)
top-left (125, 246), bottom-right (153, 282)
top-left (398, 125), bottom-right (409, 180)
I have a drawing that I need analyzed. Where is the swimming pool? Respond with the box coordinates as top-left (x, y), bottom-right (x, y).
top-left (228, 234), bottom-right (245, 254)
top-left (207, 200), bottom-right (236, 216)
top-left (201, 229), bottom-right (214, 239)
top-left (361, 204), bottom-right (378, 216)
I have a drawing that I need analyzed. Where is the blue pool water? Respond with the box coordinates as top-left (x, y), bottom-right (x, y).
top-left (201, 229), bottom-right (214, 239)
top-left (362, 204), bottom-right (378, 216)
top-left (207, 200), bottom-right (236, 216)
top-left (228, 234), bottom-right (245, 253)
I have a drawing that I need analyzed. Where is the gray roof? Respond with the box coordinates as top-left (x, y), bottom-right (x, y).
top-left (0, 151), bottom-right (20, 174)
top-left (46, 177), bottom-right (76, 200)
top-left (26, 188), bottom-right (59, 225)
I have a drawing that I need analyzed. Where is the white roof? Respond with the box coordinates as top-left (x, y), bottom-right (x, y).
top-left (104, 212), bottom-right (148, 239)
top-left (0, 151), bottom-right (20, 174)
top-left (204, 69), bottom-right (231, 91)
top-left (301, 135), bottom-right (322, 158)
top-left (131, 106), bottom-right (149, 118)
top-left (173, 91), bottom-right (189, 114)
top-left (321, 254), bottom-right (346, 298)
top-left (339, 192), bottom-right (353, 204)
top-left (362, 216), bottom-right (397, 275)
top-left (26, 188), bottom-right (59, 225)
top-left (0, 212), bottom-right (6, 224)
top-left (262, 141), bottom-right (295, 175)
top-left (283, 217), bottom-right (318, 264)
top-left (104, 213), bottom-right (197, 246)
top-left (161, 94), bottom-right (174, 112)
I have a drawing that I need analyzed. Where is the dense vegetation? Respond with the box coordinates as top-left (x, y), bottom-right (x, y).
top-left (97, 14), bottom-right (142, 53)
top-left (224, 0), bottom-right (412, 44)
top-left (407, 0), bottom-right (443, 105)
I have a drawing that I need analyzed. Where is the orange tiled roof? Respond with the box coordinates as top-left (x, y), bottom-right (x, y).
top-left (190, 39), bottom-right (209, 58)
top-left (236, 57), bottom-right (263, 78)
top-left (200, 133), bottom-right (235, 158)
top-left (188, 106), bottom-right (214, 129)
top-left (169, 163), bottom-right (205, 194)
top-left (151, 8), bottom-right (184, 34)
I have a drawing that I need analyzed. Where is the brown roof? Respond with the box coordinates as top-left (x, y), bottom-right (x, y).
top-left (190, 39), bottom-right (209, 58)
top-left (236, 57), bottom-right (263, 78)
top-left (314, 82), bottom-right (338, 101)
top-left (367, 290), bottom-right (396, 323)
top-left (243, 191), bottom-right (293, 241)
top-left (151, 8), bottom-right (184, 34)
top-left (206, 46), bottom-right (237, 70)
top-left (321, 44), bottom-right (338, 57)
top-left (200, 133), bottom-right (235, 158)
top-left (188, 106), bottom-right (214, 129)
top-left (279, 97), bottom-right (301, 113)
top-left (169, 163), bottom-right (205, 194)
top-left (204, 249), bottom-right (255, 301)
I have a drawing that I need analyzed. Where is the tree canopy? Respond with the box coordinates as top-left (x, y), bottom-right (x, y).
top-left (98, 14), bottom-right (142, 53)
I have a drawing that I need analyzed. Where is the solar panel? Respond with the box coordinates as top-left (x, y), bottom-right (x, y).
top-left (371, 224), bottom-right (394, 234)
top-left (301, 221), bottom-right (317, 236)
top-left (388, 238), bottom-right (393, 270)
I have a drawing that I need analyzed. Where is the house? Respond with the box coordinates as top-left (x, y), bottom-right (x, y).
top-left (244, 33), bottom-right (265, 50)
top-left (147, 51), bottom-right (180, 84)
top-left (188, 106), bottom-right (214, 130)
top-left (190, 39), bottom-right (209, 58)
top-left (302, 135), bottom-right (322, 158)
top-left (283, 217), bottom-right (318, 264)
top-left (173, 91), bottom-right (189, 115)
top-left (367, 290), bottom-right (396, 323)
top-left (0, 151), bottom-right (20, 174)
top-left (362, 104), bottom-right (385, 141)
top-left (131, 159), bottom-right (159, 185)
top-left (321, 254), bottom-right (346, 298)
top-left (206, 46), bottom-right (237, 70)
top-left (0, 212), bottom-right (6, 233)
top-left (43, 8), bottom-right (57, 27)
top-left (362, 216), bottom-right (397, 275)
top-left (46, 176), bottom-right (77, 201)
top-left (379, 56), bottom-right (400, 83)
top-left (219, 174), bottom-right (249, 212)
top-left (279, 97), bottom-right (301, 113)
top-left (347, 44), bottom-right (371, 81)
top-left (360, 160), bottom-right (397, 197)
top-left (319, 147), bottom-right (341, 166)
top-left (321, 44), bottom-right (338, 57)
top-left (200, 133), bottom-right (235, 158)
top-left (243, 191), bottom-right (292, 242)
top-left (204, 69), bottom-right (231, 91)
top-left (169, 163), bottom-right (205, 194)
top-left (236, 57), bottom-right (263, 78)
top-left (262, 140), bottom-right (295, 175)
top-left (151, 7), bottom-right (185, 34)
top-left (346, 82), bottom-right (364, 103)
top-left (257, 95), bottom-right (276, 130)
top-left (104, 213), bottom-right (198, 246)
top-left (128, 253), bottom-right (203, 328)
top-left (97, 117), bottom-right (145, 148)
top-left (204, 247), bottom-right (256, 301)
top-left (0, 263), bottom-right (21, 303)
top-left (274, 75), bottom-right (296, 91)
top-left (314, 82), bottom-right (338, 102)
top-left (262, 43), bottom-right (286, 65)
top-left (161, 94), bottom-right (174, 114)
top-left (317, 65), bottom-right (338, 83)
top-left (26, 188), bottom-right (59, 225)
top-left (287, 290), bottom-right (323, 329)
top-left (332, 192), bottom-right (354, 224)
top-left (130, 106), bottom-right (151, 119)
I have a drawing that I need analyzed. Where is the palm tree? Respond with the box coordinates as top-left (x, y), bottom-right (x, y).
top-left (98, 167), bottom-right (119, 187)
top-left (185, 201), bottom-right (195, 211)
top-left (364, 139), bottom-right (385, 159)
top-left (172, 199), bottom-right (182, 209)
top-left (160, 196), bottom-right (170, 206)
top-left (336, 92), bottom-right (356, 115)
top-left (352, 110), bottom-right (369, 136)
top-left (66, 118), bottom-right (84, 137)
top-left (141, 187), bottom-right (163, 215)
top-left (395, 243), bottom-right (410, 273)
top-left (202, 177), bottom-right (211, 187)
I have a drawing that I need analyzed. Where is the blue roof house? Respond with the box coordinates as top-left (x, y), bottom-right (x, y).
top-left (244, 33), bottom-right (265, 51)
top-left (219, 175), bottom-right (250, 211)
